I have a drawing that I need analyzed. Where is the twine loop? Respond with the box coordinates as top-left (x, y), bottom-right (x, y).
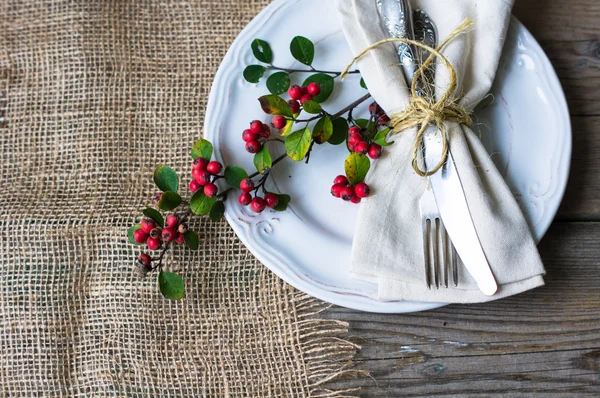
top-left (341, 19), bottom-right (474, 177)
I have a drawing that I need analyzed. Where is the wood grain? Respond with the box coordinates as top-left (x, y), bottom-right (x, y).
top-left (327, 222), bottom-right (600, 396)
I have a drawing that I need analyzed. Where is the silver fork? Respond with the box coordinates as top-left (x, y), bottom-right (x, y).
top-left (419, 181), bottom-right (459, 289)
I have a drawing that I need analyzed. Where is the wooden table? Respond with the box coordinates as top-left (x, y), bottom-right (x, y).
top-left (326, 1), bottom-right (600, 396)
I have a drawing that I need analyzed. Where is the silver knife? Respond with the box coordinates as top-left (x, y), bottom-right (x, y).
top-left (423, 128), bottom-right (498, 295)
top-left (379, 0), bottom-right (498, 295)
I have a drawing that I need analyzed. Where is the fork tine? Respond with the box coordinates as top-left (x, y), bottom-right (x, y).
top-left (440, 220), bottom-right (449, 288)
top-left (432, 218), bottom-right (440, 289)
top-left (422, 218), bottom-right (432, 289)
top-left (452, 245), bottom-right (459, 287)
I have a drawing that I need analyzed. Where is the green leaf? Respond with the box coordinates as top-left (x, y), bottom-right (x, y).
top-left (328, 117), bottom-right (348, 145)
top-left (302, 74), bottom-right (334, 103)
top-left (289, 36), bottom-right (314, 65)
top-left (157, 191), bottom-right (182, 211)
top-left (279, 119), bottom-right (295, 137)
top-left (354, 118), bottom-right (369, 129)
top-left (142, 208), bottom-right (164, 227)
top-left (190, 190), bottom-right (217, 215)
top-left (344, 152), bottom-right (371, 185)
top-left (272, 194), bottom-right (291, 212)
top-left (373, 127), bottom-right (393, 147)
top-left (266, 72), bottom-right (290, 95)
top-left (158, 271), bottom-right (185, 300)
top-left (253, 145), bottom-right (272, 174)
top-left (258, 95), bottom-right (293, 117)
top-left (284, 127), bottom-right (312, 161)
top-left (360, 77), bottom-right (367, 89)
top-left (302, 100), bottom-right (321, 114)
top-left (251, 39), bottom-right (273, 63)
top-left (183, 230), bottom-right (199, 250)
top-left (153, 165), bottom-right (178, 192)
top-left (243, 65), bottom-right (266, 83)
top-left (224, 165), bottom-right (249, 189)
top-left (128, 224), bottom-right (143, 245)
top-left (312, 115), bottom-right (333, 144)
top-left (209, 201), bottom-right (225, 222)
top-left (191, 139), bottom-right (213, 161)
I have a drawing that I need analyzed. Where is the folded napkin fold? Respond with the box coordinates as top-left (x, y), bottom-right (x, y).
top-left (337, 0), bottom-right (546, 303)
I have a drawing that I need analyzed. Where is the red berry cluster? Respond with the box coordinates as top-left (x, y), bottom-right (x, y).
top-left (237, 178), bottom-right (279, 213)
top-left (330, 175), bottom-right (370, 204)
top-left (348, 124), bottom-right (383, 159)
top-left (189, 157), bottom-right (223, 197)
top-left (133, 214), bottom-right (188, 251)
top-left (288, 82), bottom-right (321, 106)
top-left (242, 120), bottom-right (272, 154)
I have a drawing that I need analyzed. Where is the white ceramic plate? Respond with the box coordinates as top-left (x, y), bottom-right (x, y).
top-left (205, 0), bottom-right (571, 313)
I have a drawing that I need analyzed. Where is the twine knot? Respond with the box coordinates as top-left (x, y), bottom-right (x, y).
top-left (341, 18), bottom-right (474, 177)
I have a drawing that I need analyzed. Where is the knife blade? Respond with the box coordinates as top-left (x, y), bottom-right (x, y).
top-left (423, 126), bottom-right (498, 295)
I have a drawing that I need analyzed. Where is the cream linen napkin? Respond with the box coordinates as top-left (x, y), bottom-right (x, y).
top-left (337, 0), bottom-right (546, 303)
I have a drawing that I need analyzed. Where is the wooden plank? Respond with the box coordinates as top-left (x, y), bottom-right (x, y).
top-left (325, 222), bottom-right (600, 396)
top-left (557, 117), bottom-right (600, 220)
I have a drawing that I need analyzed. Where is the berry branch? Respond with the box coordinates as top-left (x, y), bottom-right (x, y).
top-left (266, 64), bottom-right (361, 78)
top-left (129, 35), bottom-right (393, 300)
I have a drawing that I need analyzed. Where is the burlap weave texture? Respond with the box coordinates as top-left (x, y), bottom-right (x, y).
top-left (0, 1), bottom-right (362, 396)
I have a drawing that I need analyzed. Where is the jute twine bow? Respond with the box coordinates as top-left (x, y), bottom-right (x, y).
top-left (341, 19), bottom-right (474, 177)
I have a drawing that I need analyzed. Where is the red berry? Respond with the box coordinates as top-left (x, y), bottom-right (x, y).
top-left (354, 141), bottom-right (369, 154)
top-left (239, 178), bottom-right (255, 193)
top-left (348, 126), bottom-right (361, 136)
top-left (301, 86), bottom-right (309, 96)
top-left (161, 227), bottom-right (177, 242)
top-left (189, 179), bottom-right (201, 192)
top-left (300, 94), bottom-right (312, 105)
top-left (331, 183), bottom-right (344, 198)
top-left (250, 120), bottom-right (263, 134)
top-left (193, 157), bottom-right (208, 171)
top-left (141, 219), bottom-right (156, 234)
top-left (287, 100), bottom-right (300, 114)
top-left (191, 168), bottom-right (202, 181)
top-left (265, 193), bottom-right (279, 208)
top-left (245, 139), bottom-right (261, 154)
top-left (175, 233), bottom-right (185, 245)
top-left (238, 192), bottom-right (252, 206)
top-left (204, 183), bottom-right (218, 198)
top-left (251, 196), bottom-right (267, 213)
top-left (348, 133), bottom-right (362, 148)
top-left (350, 196), bottom-right (362, 204)
top-left (153, 192), bottom-right (162, 206)
top-left (288, 85), bottom-right (303, 100)
top-left (340, 186), bottom-right (355, 201)
top-left (355, 182), bottom-right (370, 198)
top-left (133, 228), bottom-right (149, 244)
top-left (138, 253), bottom-right (152, 267)
top-left (307, 82), bottom-right (321, 96)
top-left (369, 102), bottom-right (380, 114)
top-left (206, 161), bottom-right (222, 175)
top-left (377, 114), bottom-right (390, 126)
top-left (333, 175), bottom-right (349, 186)
top-left (147, 237), bottom-right (161, 250)
top-left (149, 227), bottom-right (162, 239)
top-left (166, 214), bottom-right (179, 228)
top-left (242, 129), bottom-right (258, 142)
top-left (272, 116), bottom-right (286, 129)
top-left (348, 141), bottom-right (357, 151)
top-left (195, 170), bottom-right (212, 185)
top-left (260, 123), bottom-right (271, 138)
top-left (368, 143), bottom-right (382, 159)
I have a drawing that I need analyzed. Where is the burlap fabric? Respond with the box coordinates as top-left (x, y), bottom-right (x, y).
top-left (0, 1), bottom-right (364, 396)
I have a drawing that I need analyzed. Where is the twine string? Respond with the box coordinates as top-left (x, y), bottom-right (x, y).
top-left (341, 19), bottom-right (474, 177)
